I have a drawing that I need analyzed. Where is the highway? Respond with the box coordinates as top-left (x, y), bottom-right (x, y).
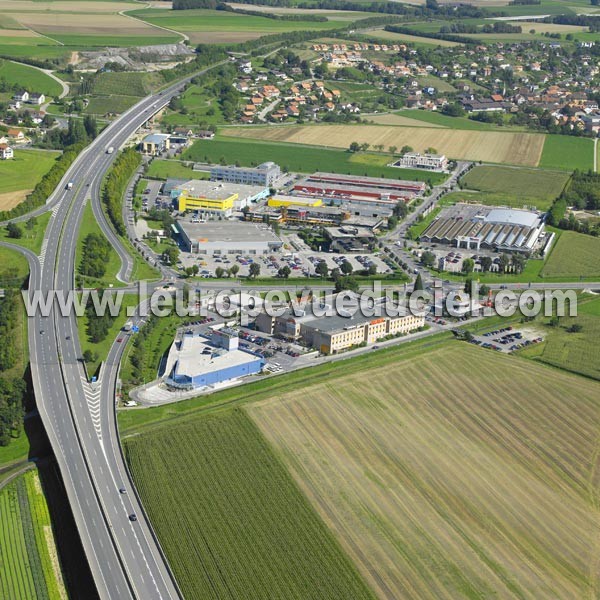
top-left (4, 63), bottom-right (224, 600)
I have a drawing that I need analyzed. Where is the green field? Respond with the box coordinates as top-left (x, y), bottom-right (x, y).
top-left (0, 244), bottom-right (29, 284)
top-left (539, 135), bottom-right (594, 171)
top-left (519, 295), bottom-right (600, 380)
top-left (183, 136), bottom-right (446, 183)
top-left (84, 95), bottom-right (140, 115)
top-left (145, 159), bottom-right (206, 181)
top-left (46, 34), bottom-right (180, 47)
top-left (125, 409), bottom-right (375, 600)
top-left (0, 470), bottom-right (66, 600)
top-left (0, 149), bottom-right (60, 197)
top-left (91, 71), bottom-right (162, 97)
top-left (541, 230), bottom-right (600, 279)
top-left (460, 165), bottom-right (570, 210)
top-left (395, 109), bottom-right (499, 130)
top-left (0, 59), bottom-right (62, 97)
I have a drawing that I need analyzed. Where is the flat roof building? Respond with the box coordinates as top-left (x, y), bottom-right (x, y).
top-left (210, 162), bottom-right (281, 187)
top-left (164, 331), bottom-right (264, 390)
top-left (176, 219), bottom-right (283, 255)
top-left (393, 152), bottom-right (448, 172)
top-left (172, 180), bottom-right (269, 215)
top-left (268, 195), bottom-right (323, 208)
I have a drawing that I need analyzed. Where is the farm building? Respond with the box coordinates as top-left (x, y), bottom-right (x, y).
top-left (164, 330), bottom-right (264, 390)
top-left (421, 203), bottom-right (545, 254)
top-left (175, 219), bottom-right (283, 255)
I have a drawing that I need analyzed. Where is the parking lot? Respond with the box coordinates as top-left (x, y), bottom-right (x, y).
top-left (179, 249), bottom-right (392, 279)
top-left (469, 327), bottom-right (543, 353)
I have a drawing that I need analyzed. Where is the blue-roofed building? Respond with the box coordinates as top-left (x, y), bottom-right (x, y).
top-left (141, 133), bottom-right (170, 156)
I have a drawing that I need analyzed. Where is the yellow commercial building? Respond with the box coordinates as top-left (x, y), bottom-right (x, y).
top-left (268, 195), bottom-right (323, 209)
top-left (178, 190), bottom-right (236, 214)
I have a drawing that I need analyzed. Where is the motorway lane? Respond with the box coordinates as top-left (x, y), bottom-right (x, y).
top-left (19, 62), bottom-right (226, 600)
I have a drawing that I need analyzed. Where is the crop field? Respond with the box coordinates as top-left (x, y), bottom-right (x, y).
top-left (368, 113), bottom-right (447, 128)
top-left (541, 230), bottom-right (600, 279)
top-left (247, 343), bottom-right (600, 600)
top-left (0, 470), bottom-right (66, 600)
top-left (0, 59), bottom-right (62, 97)
top-left (3, 2), bottom-right (181, 46)
top-left (129, 8), bottom-right (347, 44)
top-left (461, 165), bottom-right (570, 210)
top-left (184, 135), bottom-right (446, 182)
top-left (124, 409), bottom-right (375, 600)
top-left (539, 135), bottom-right (594, 171)
top-left (231, 124), bottom-right (546, 166)
top-left (0, 149), bottom-right (60, 210)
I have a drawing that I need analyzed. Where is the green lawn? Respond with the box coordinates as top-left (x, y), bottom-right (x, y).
top-left (0, 149), bottom-right (60, 195)
top-left (0, 245), bottom-right (29, 284)
top-left (146, 159), bottom-right (206, 181)
top-left (460, 165), bottom-right (570, 211)
top-left (124, 409), bottom-right (376, 600)
top-left (0, 470), bottom-right (66, 600)
top-left (184, 136), bottom-right (446, 184)
top-left (541, 230), bottom-right (600, 279)
top-left (0, 59), bottom-right (62, 97)
top-left (46, 34), bottom-right (181, 47)
top-left (0, 211), bottom-right (51, 255)
top-left (539, 135), bottom-right (594, 171)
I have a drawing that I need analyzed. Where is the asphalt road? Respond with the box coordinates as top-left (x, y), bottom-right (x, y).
top-left (2, 61), bottom-right (226, 600)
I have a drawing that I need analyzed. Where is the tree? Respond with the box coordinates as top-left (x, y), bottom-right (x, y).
top-left (249, 263), bottom-right (261, 279)
top-left (25, 217), bottom-right (37, 231)
top-left (316, 260), bottom-right (329, 278)
top-left (278, 265), bottom-right (291, 279)
top-left (163, 246), bottom-right (179, 266)
top-left (340, 260), bottom-right (353, 275)
top-left (349, 141), bottom-right (360, 153)
top-left (425, 147), bottom-right (437, 154)
top-left (480, 256), bottom-right (493, 272)
top-left (462, 257), bottom-right (475, 274)
top-left (401, 145), bottom-right (413, 155)
top-left (421, 251), bottom-right (435, 268)
top-left (334, 275), bottom-right (359, 293)
top-left (367, 263), bottom-right (377, 276)
top-left (498, 253), bottom-right (510, 273)
top-left (83, 349), bottom-right (97, 363)
top-left (567, 323), bottom-right (583, 333)
top-left (229, 263), bottom-right (240, 278)
top-left (511, 253), bottom-right (526, 274)
top-left (360, 142), bottom-right (370, 152)
top-left (388, 145), bottom-right (397, 155)
top-left (191, 264), bottom-right (199, 276)
top-left (215, 266), bottom-right (225, 278)
top-left (413, 272), bottom-right (424, 292)
top-left (6, 222), bottom-right (22, 239)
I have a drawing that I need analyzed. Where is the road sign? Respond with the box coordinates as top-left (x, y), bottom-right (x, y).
top-left (132, 325), bottom-right (139, 333)
top-left (91, 376), bottom-right (97, 383)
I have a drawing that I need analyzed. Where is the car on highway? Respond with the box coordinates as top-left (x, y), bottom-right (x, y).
top-left (129, 514), bottom-right (137, 522)
top-left (117, 338), bottom-right (123, 343)
top-left (119, 487), bottom-right (126, 494)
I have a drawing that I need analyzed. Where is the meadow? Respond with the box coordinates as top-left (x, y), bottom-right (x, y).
top-left (145, 159), bottom-right (205, 181)
top-left (247, 343), bottom-right (600, 600)
top-left (84, 95), bottom-right (140, 116)
top-left (184, 135), bottom-right (446, 183)
top-left (519, 295), bottom-right (600, 380)
top-left (0, 150), bottom-right (60, 211)
top-left (539, 135), bottom-right (594, 171)
top-left (124, 409), bottom-right (375, 600)
top-left (541, 230), bottom-right (600, 279)
top-left (0, 469), bottom-right (66, 600)
top-left (230, 124), bottom-right (546, 166)
top-left (460, 165), bottom-right (570, 210)
top-left (0, 59), bottom-right (62, 97)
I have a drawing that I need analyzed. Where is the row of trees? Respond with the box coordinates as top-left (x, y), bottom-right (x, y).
top-left (85, 290), bottom-right (116, 343)
top-left (103, 147), bottom-right (141, 237)
top-left (0, 377), bottom-right (26, 447)
top-left (420, 250), bottom-right (526, 274)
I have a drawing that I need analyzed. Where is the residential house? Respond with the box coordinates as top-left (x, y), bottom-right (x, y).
top-left (0, 144), bottom-right (14, 160)
top-left (29, 93), bottom-right (45, 105)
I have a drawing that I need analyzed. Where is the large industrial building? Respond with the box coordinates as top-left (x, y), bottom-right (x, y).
top-left (420, 203), bottom-right (545, 254)
top-left (164, 328), bottom-right (264, 390)
top-left (293, 172), bottom-right (426, 211)
top-left (171, 180), bottom-right (269, 215)
top-left (210, 162), bottom-right (281, 187)
top-left (176, 219), bottom-right (283, 255)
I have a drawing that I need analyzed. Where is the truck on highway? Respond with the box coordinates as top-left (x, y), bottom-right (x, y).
top-left (66, 181), bottom-right (74, 190)
top-left (106, 146), bottom-right (114, 154)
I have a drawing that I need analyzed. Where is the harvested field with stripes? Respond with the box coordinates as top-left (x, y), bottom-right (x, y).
top-left (247, 344), bottom-right (600, 600)
top-left (230, 125), bottom-right (546, 166)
